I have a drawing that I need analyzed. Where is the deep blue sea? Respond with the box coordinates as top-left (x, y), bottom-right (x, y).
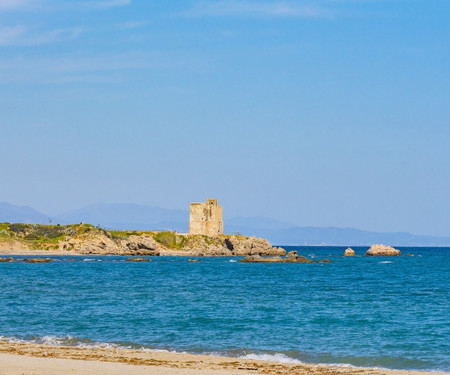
top-left (0, 246), bottom-right (449, 371)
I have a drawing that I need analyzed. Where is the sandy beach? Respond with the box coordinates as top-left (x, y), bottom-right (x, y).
top-left (0, 247), bottom-right (78, 256)
top-left (0, 341), bottom-right (448, 375)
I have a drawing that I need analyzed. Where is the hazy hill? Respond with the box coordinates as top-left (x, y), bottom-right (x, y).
top-left (1, 202), bottom-right (450, 246)
top-left (55, 203), bottom-right (188, 232)
top-left (226, 216), bottom-right (297, 231)
top-left (0, 202), bottom-right (50, 224)
top-left (228, 226), bottom-right (450, 247)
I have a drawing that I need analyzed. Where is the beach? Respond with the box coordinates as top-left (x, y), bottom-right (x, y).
top-left (1, 341), bottom-right (448, 375)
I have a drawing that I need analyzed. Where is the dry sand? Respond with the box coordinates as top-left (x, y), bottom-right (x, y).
top-left (0, 341), bottom-right (448, 375)
top-left (0, 247), bottom-right (77, 256)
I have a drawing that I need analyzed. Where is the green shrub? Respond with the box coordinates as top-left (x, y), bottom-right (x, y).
top-left (34, 226), bottom-right (65, 239)
top-left (25, 234), bottom-right (39, 240)
top-left (9, 223), bottom-right (31, 233)
top-left (154, 231), bottom-right (177, 248)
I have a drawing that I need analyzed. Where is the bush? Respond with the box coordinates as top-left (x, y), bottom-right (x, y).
top-left (9, 223), bottom-right (31, 233)
top-left (34, 226), bottom-right (65, 239)
top-left (154, 231), bottom-right (177, 248)
top-left (25, 234), bottom-right (39, 240)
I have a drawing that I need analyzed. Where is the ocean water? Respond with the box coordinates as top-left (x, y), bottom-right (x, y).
top-left (0, 246), bottom-right (449, 371)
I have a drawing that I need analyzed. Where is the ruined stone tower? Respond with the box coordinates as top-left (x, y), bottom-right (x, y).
top-left (189, 199), bottom-right (223, 236)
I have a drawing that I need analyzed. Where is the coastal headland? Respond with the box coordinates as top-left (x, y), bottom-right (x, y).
top-left (0, 341), bottom-right (447, 375)
top-left (0, 222), bottom-right (285, 256)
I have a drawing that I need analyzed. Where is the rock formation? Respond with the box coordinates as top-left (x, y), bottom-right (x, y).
top-left (240, 251), bottom-right (331, 263)
top-left (344, 247), bottom-right (356, 256)
top-left (0, 223), bottom-right (284, 257)
top-left (159, 235), bottom-right (285, 257)
top-left (365, 244), bottom-right (401, 256)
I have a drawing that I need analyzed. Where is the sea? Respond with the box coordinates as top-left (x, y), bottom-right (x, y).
top-left (0, 246), bottom-right (449, 372)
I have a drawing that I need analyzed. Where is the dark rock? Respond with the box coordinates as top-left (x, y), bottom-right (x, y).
top-left (25, 258), bottom-right (53, 263)
top-left (126, 257), bottom-right (150, 262)
top-left (239, 255), bottom-right (331, 264)
top-left (0, 258), bottom-right (14, 263)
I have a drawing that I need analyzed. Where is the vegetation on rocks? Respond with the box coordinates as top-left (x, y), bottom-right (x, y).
top-left (0, 222), bottom-right (284, 256)
top-left (154, 231), bottom-right (188, 250)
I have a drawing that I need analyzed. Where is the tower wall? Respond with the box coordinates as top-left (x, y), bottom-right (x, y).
top-left (189, 199), bottom-right (223, 236)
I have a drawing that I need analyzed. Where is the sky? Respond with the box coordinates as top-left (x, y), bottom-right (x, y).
top-left (0, 0), bottom-right (449, 236)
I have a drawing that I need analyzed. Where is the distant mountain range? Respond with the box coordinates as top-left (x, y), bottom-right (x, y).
top-left (1, 202), bottom-right (449, 246)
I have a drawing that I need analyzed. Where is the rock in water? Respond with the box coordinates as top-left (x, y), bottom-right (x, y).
top-left (126, 257), bottom-right (150, 262)
top-left (344, 247), bottom-right (356, 256)
top-left (0, 258), bottom-right (14, 262)
top-left (239, 254), bottom-right (331, 263)
top-left (365, 244), bottom-right (401, 256)
top-left (25, 258), bottom-right (53, 263)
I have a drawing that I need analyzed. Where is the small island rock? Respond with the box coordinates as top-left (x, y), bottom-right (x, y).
top-left (344, 248), bottom-right (356, 257)
top-left (365, 244), bottom-right (401, 256)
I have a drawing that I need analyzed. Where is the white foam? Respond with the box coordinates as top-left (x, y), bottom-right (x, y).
top-left (0, 335), bottom-right (25, 343)
top-left (83, 259), bottom-right (95, 262)
top-left (378, 261), bottom-right (393, 264)
top-left (240, 353), bottom-right (302, 364)
top-left (229, 260), bottom-right (237, 263)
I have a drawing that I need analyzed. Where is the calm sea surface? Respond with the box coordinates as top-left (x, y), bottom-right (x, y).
top-left (0, 247), bottom-right (449, 371)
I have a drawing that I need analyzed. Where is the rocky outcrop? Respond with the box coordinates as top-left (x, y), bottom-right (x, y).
top-left (224, 236), bottom-right (285, 257)
top-left (240, 252), bottom-right (331, 263)
top-left (62, 234), bottom-right (119, 255)
top-left (0, 223), bottom-right (284, 257)
top-left (344, 247), bottom-right (356, 256)
top-left (159, 235), bottom-right (285, 257)
top-left (120, 235), bottom-right (159, 256)
top-left (61, 234), bottom-right (160, 256)
top-left (0, 257), bottom-right (14, 262)
top-left (365, 244), bottom-right (401, 256)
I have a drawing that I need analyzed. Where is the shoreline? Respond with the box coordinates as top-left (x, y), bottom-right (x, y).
top-left (0, 249), bottom-right (84, 256)
top-left (0, 341), bottom-right (448, 375)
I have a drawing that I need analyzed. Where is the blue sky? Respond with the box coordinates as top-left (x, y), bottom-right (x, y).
top-left (1, 0), bottom-right (449, 236)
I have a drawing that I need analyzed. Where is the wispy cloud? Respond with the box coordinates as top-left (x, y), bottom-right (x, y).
top-left (0, 0), bottom-right (133, 12)
top-left (117, 21), bottom-right (147, 30)
top-left (0, 51), bottom-right (200, 84)
top-left (183, 1), bottom-right (332, 18)
top-left (0, 0), bottom-right (40, 11)
top-left (0, 25), bottom-right (84, 46)
top-left (78, 0), bottom-right (132, 9)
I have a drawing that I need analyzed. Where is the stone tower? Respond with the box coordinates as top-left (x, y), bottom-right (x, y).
top-left (189, 199), bottom-right (223, 236)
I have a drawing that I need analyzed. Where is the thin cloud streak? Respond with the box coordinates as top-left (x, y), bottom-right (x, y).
top-left (183, 0), bottom-right (333, 18)
top-left (78, 0), bottom-right (132, 9)
top-left (117, 21), bottom-right (147, 30)
top-left (0, 0), bottom-right (41, 11)
top-left (0, 51), bottom-right (206, 84)
top-left (0, 25), bottom-right (84, 46)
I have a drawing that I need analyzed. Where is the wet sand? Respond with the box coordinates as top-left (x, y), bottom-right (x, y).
top-left (0, 341), bottom-right (448, 375)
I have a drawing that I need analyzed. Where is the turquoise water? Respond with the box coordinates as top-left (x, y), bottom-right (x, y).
top-left (0, 247), bottom-right (449, 371)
